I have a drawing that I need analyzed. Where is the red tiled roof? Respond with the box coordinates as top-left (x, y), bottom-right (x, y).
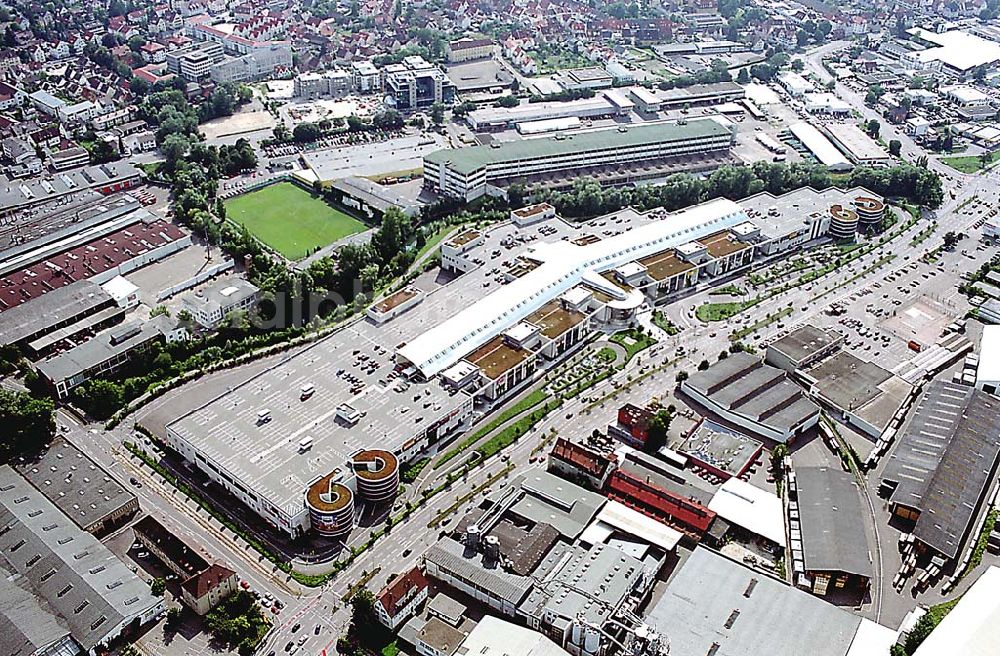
top-left (181, 563), bottom-right (236, 599)
top-left (550, 438), bottom-right (614, 479)
top-left (607, 470), bottom-right (716, 536)
top-left (376, 567), bottom-right (428, 618)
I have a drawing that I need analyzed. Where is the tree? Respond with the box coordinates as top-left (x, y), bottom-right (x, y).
top-left (166, 607), bottom-right (183, 629)
top-left (0, 390), bottom-right (55, 464)
top-left (645, 409), bottom-right (672, 452)
top-left (293, 122), bottom-right (322, 143)
top-left (430, 102), bottom-right (445, 125)
top-left (736, 68), bottom-right (750, 84)
top-left (698, 359), bottom-right (710, 370)
top-left (130, 76), bottom-right (150, 97)
top-left (675, 370), bottom-right (689, 382)
top-left (339, 588), bottom-right (392, 651)
top-left (790, 58), bottom-right (804, 72)
top-left (372, 108), bottom-right (403, 130)
top-left (497, 94), bottom-right (519, 108)
top-left (865, 119), bottom-right (881, 139)
top-left (150, 577), bottom-right (166, 596)
top-left (770, 444), bottom-right (789, 475)
top-left (943, 231), bottom-right (963, 250)
top-left (888, 139), bottom-right (902, 157)
top-left (73, 379), bottom-right (125, 420)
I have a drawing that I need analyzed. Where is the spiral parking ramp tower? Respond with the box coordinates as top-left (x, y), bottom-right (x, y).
top-left (351, 449), bottom-right (400, 503)
top-left (853, 195), bottom-right (886, 232)
top-left (829, 204), bottom-right (860, 241)
top-left (306, 472), bottom-right (355, 538)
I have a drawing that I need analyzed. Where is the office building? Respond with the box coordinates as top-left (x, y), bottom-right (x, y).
top-left (180, 277), bottom-right (260, 329)
top-left (446, 38), bottom-right (494, 63)
top-left (210, 44), bottom-right (291, 84)
top-left (165, 42), bottom-right (225, 81)
top-left (384, 56), bottom-right (456, 112)
top-left (424, 118), bottom-right (735, 200)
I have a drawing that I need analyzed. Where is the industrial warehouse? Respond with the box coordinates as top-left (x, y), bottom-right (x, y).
top-left (166, 185), bottom-right (883, 541)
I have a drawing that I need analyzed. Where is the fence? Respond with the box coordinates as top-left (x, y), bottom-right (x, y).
top-left (155, 259), bottom-right (236, 302)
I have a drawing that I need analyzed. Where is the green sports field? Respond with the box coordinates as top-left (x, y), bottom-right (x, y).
top-left (225, 182), bottom-right (367, 260)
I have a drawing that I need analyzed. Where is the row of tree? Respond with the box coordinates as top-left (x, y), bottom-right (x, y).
top-left (533, 161), bottom-right (943, 219)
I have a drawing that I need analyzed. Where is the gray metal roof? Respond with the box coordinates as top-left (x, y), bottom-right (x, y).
top-left (644, 547), bottom-right (863, 656)
top-left (506, 471), bottom-right (606, 539)
top-left (882, 381), bottom-right (1000, 559)
top-left (795, 466), bottom-right (872, 578)
top-left (327, 176), bottom-right (420, 215)
top-left (0, 280), bottom-right (112, 346)
top-left (0, 575), bottom-right (76, 656)
top-left (0, 466), bottom-right (161, 652)
top-left (424, 538), bottom-right (533, 606)
top-left (518, 542), bottom-right (653, 628)
top-left (36, 315), bottom-right (174, 385)
top-left (15, 436), bottom-right (136, 534)
top-left (684, 352), bottom-right (820, 434)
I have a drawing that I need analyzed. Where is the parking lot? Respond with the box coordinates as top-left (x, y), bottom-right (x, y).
top-left (303, 132), bottom-right (449, 180)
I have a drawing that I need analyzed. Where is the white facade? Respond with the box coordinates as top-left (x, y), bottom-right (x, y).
top-left (976, 325), bottom-right (1000, 396)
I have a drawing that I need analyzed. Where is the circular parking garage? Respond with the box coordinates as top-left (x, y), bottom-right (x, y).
top-left (306, 473), bottom-right (354, 538)
top-left (351, 449), bottom-right (400, 503)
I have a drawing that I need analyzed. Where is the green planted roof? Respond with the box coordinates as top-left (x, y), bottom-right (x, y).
top-left (425, 119), bottom-right (731, 175)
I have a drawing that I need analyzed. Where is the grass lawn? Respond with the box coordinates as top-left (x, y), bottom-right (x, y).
top-left (433, 389), bottom-right (550, 469)
top-left (696, 300), bottom-right (756, 322)
top-left (942, 151), bottom-right (1000, 173)
top-left (225, 182), bottom-right (367, 260)
top-left (610, 329), bottom-right (657, 362)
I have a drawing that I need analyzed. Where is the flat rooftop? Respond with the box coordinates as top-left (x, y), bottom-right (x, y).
top-left (506, 471), bottom-right (606, 540)
top-left (166, 326), bottom-right (470, 518)
top-left (881, 381), bottom-right (1000, 559)
top-left (645, 547), bottom-right (870, 656)
top-left (680, 419), bottom-right (762, 476)
top-left (638, 247), bottom-right (695, 281)
top-left (15, 436), bottom-right (136, 532)
top-left (806, 351), bottom-right (912, 433)
top-left (445, 229), bottom-right (480, 249)
top-left (700, 229), bottom-right (750, 258)
top-left (769, 324), bottom-right (841, 366)
top-left (399, 198), bottom-right (748, 377)
top-left (465, 335), bottom-right (532, 380)
top-left (373, 287), bottom-right (419, 313)
top-left (519, 541), bottom-right (651, 628)
top-left (525, 300), bottom-right (587, 339)
top-left (741, 186), bottom-right (882, 241)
